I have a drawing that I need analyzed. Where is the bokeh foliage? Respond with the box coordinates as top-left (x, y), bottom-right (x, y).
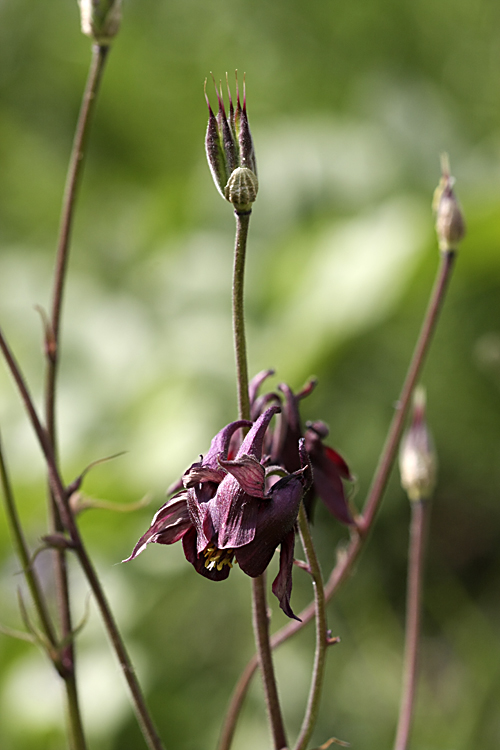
top-left (1, 0), bottom-right (500, 748)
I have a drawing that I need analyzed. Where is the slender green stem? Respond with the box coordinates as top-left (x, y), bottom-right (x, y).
top-left (0, 432), bottom-right (58, 653)
top-left (0, 329), bottom-right (165, 750)
top-left (43, 42), bottom-right (109, 750)
top-left (293, 504), bottom-right (328, 750)
top-left (217, 249), bottom-right (457, 748)
top-left (393, 499), bottom-right (430, 750)
top-left (232, 210), bottom-right (251, 422)
top-left (252, 575), bottom-right (288, 750)
top-left (65, 674), bottom-right (88, 750)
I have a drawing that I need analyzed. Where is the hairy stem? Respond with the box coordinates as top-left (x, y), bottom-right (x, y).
top-left (393, 499), bottom-right (430, 750)
top-left (294, 503), bottom-right (328, 750)
top-left (232, 210), bottom-right (252, 423)
top-left (0, 330), bottom-right (165, 750)
top-left (218, 249), bottom-right (456, 748)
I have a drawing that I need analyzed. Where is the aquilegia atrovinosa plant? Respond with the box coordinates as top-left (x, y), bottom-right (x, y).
top-left (0, 3), bottom-right (466, 750)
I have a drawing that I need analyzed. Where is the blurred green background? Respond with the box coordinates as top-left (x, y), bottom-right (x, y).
top-left (1, 0), bottom-right (500, 748)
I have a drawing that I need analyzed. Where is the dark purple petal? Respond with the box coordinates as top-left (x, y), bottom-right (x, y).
top-left (214, 475), bottom-right (258, 549)
top-left (186, 486), bottom-right (216, 553)
top-left (218, 454), bottom-right (266, 498)
top-left (202, 419), bottom-right (252, 469)
top-left (183, 419), bottom-right (251, 488)
top-left (307, 421), bottom-right (353, 480)
top-left (235, 473), bottom-right (304, 577)
top-left (122, 493), bottom-right (191, 562)
top-left (248, 369), bottom-right (275, 407)
top-left (272, 529), bottom-right (299, 620)
top-left (183, 464), bottom-right (224, 488)
top-left (237, 406), bottom-right (279, 461)
top-left (271, 383), bottom-right (304, 472)
top-left (182, 527), bottom-right (231, 581)
top-left (304, 428), bottom-right (353, 524)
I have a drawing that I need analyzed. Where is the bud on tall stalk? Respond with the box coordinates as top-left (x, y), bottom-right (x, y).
top-left (433, 154), bottom-right (466, 252)
top-left (78, 0), bottom-right (122, 44)
top-left (399, 387), bottom-right (437, 502)
top-left (205, 73), bottom-right (258, 214)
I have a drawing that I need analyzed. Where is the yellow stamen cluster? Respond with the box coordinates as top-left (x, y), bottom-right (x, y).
top-left (203, 544), bottom-right (235, 572)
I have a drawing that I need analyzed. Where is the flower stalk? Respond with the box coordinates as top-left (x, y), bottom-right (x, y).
top-left (294, 503), bottom-right (328, 750)
top-left (393, 498), bottom-right (430, 750)
top-left (233, 211), bottom-right (252, 423)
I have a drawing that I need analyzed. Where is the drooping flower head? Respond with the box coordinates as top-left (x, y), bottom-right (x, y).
top-left (125, 407), bottom-right (311, 618)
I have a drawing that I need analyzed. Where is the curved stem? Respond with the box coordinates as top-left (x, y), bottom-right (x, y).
top-left (294, 503), bottom-right (328, 750)
top-left (0, 330), bottom-right (165, 750)
top-left (217, 249), bottom-right (457, 748)
top-left (393, 499), bottom-right (430, 750)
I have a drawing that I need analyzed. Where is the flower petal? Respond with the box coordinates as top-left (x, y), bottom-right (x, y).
top-left (215, 475), bottom-right (258, 549)
top-left (237, 405), bottom-right (279, 461)
top-left (122, 493), bottom-right (191, 561)
top-left (248, 369), bottom-right (275, 407)
top-left (235, 473), bottom-right (304, 577)
top-left (305, 428), bottom-right (353, 524)
top-left (218, 454), bottom-right (266, 498)
top-left (272, 529), bottom-right (300, 620)
top-left (183, 419), bottom-right (251, 487)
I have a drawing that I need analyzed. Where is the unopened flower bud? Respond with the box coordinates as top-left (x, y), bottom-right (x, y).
top-left (78, 0), bottom-right (122, 44)
top-left (433, 154), bottom-right (466, 252)
top-left (205, 73), bottom-right (258, 213)
top-left (399, 387), bottom-right (437, 502)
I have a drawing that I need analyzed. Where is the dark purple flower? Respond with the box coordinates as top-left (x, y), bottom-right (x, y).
top-left (250, 371), bottom-right (355, 525)
top-left (125, 407), bottom-right (311, 618)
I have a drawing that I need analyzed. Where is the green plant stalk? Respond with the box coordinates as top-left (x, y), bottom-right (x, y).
top-left (44, 42), bottom-right (109, 750)
top-left (232, 211), bottom-right (252, 422)
top-left (393, 499), bottom-right (430, 750)
top-left (232, 209), bottom-right (288, 750)
top-left (294, 503), bottom-right (328, 750)
top-left (217, 248), bottom-right (457, 749)
top-left (0, 329), bottom-right (165, 750)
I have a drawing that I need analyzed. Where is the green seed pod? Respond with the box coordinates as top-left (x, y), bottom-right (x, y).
top-left (224, 167), bottom-right (259, 214)
top-left (205, 73), bottom-right (258, 211)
